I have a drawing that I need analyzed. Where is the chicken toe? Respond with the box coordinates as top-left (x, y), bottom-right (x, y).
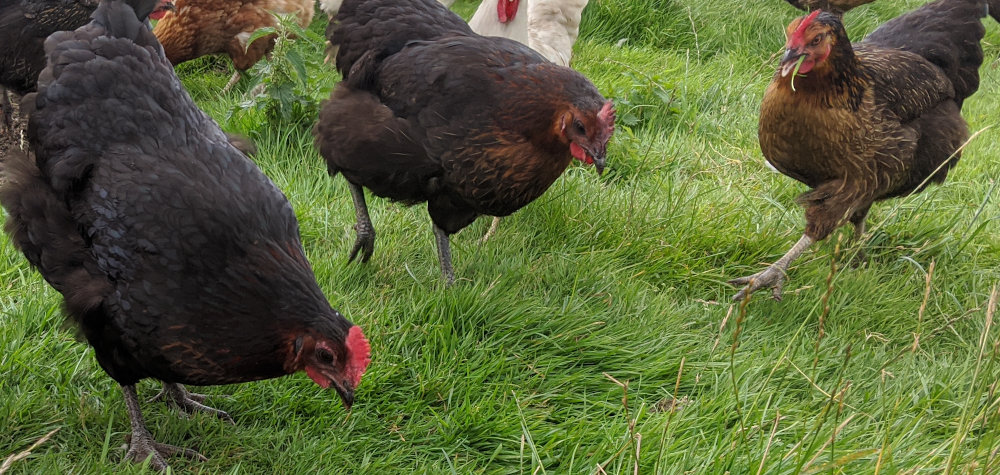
top-left (149, 383), bottom-right (234, 424)
top-left (729, 234), bottom-right (814, 301)
top-left (729, 265), bottom-right (789, 301)
top-left (122, 385), bottom-right (208, 471)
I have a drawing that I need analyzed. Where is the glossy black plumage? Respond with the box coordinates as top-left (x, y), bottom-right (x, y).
top-left (315, 0), bottom-right (614, 283)
top-left (0, 0), bottom-right (99, 95)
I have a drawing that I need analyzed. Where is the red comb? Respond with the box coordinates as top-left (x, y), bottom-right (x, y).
top-left (790, 10), bottom-right (822, 46)
top-left (346, 325), bottom-right (370, 387)
top-left (598, 101), bottom-right (616, 135)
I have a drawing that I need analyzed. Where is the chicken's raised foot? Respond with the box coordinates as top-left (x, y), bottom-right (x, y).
top-left (122, 385), bottom-right (208, 471)
top-left (149, 382), bottom-right (234, 424)
top-left (433, 224), bottom-right (455, 286)
top-left (729, 265), bottom-right (788, 301)
top-left (347, 182), bottom-right (376, 263)
top-left (729, 234), bottom-right (815, 301)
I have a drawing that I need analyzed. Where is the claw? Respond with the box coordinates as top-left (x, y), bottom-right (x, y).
top-left (728, 265), bottom-right (787, 302)
top-left (151, 383), bottom-right (234, 424)
top-left (347, 224), bottom-right (375, 263)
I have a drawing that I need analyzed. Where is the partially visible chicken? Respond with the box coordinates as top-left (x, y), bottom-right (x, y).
top-left (1, 0), bottom-right (369, 470)
top-left (783, 0), bottom-right (875, 15)
top-left (730, 0), bottom-right (995, 301)
top-left (468, 0), bottom-right (587, 68)
top-left (0, 0), bottom-right (173, 131)
top-left (315, 0), bottom-right (614, 284)
top-left (152, 0), bottom-right (314, 92)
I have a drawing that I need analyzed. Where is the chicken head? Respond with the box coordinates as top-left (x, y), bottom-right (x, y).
top-left (780, 10), bottom-right (838, 77)
top-left (561, 100), bottom-right (615, 174)
top-left (288, 325), bottom-right (371, 408)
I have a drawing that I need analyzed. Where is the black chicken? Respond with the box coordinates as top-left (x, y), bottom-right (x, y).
top-left (730, 0), bottom-right (997, 300)
top-left (314, 0), bottom-right (615, 284)
top-left (0, 0), bottom-right (174, 131)
top-left (0, 0), bottom-right (370, 469)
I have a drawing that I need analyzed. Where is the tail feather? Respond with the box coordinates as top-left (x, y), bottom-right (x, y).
top-left (864, 0), bottom-right (987, 104)
top-left (0, 150), bottom-right (112, 317)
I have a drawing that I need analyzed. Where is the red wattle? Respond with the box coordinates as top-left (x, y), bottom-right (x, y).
top-left (305, 366), bottom-right (331, 388)
top-left (149, 10), bottom-right (167, 20)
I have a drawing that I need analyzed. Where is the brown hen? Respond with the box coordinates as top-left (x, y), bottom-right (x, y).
top-left (315, 0), bottom-right (614, 285)
top-left (152, 0), bottom-right (313, 92)
top-left (731, 0), bottom-right (996, 301)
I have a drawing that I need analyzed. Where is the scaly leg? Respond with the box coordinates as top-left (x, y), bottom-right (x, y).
top-left (221, 70), bottom-right (242, 94)
top-left (148, 382), bottom-right (234, 424)
top-left (479, 216), bottom-right (502, 244)
top-left (347, 182), bottom-right (376, 263)
top-left (433, 224), bottom-right (455, 285)
top-left (729, 234), bottom-right (815, 301)
top-left (1, 88), bottom-right (11, 135)
top-left (121, 385), bottom-right (207, 471)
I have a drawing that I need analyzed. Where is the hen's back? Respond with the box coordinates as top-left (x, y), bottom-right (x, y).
top-left (863, 0), bottom-right (987, 105)
top-left (330, 0), bottom-right (472, 78)
top-left (15, 0), bottom-right (298, 303)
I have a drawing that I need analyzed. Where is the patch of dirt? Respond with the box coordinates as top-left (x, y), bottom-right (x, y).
top-left (0, 90), bottom-right (27, 162)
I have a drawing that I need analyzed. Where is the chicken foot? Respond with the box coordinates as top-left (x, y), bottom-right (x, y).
top-left (433, 224), bottom-right (455, 286)
top-left (148, 382), bottom-right (234, 424)
top-left (347, 182), bottom-right (376, 263)
top-left (729, 234), bottom-right (815, 301)
top-left (121, 385), bottom-right (208, 471)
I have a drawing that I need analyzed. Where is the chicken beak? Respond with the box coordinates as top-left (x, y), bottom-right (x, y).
top-left (779, 49), bottom-right (806, 77)
top-left (592, 153), bottom-right (606, 176)
top-left (332, 379), bottom-right (355, 409)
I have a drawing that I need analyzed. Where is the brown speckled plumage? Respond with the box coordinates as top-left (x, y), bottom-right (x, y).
top-left (731, 0), bottom-right (992, 301)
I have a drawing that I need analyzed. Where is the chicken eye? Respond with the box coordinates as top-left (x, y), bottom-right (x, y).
top-left (316, 348), bottom-right (334, 364)
top-left (573, 120), bottom-right (586, 135)
top-left (809, 35), bottom-right (822, 46)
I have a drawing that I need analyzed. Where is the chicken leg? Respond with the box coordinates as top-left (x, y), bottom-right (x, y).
top-left (221, 71), bottom-right (242, 94)
top-left (148, 382), bottom-right (234, 423)
top-left (122, 385), bottom-right (207, 471)
top-left (347, 182), bottom-right (376, 263)
top-left (433, 224), bottom-right (455, 285)
top-left (1, 88), bottom-right (11, 135)
top-left (479, 216), bottom-right (502, 243)
top-left (729, 234), bottom-right (815, 301)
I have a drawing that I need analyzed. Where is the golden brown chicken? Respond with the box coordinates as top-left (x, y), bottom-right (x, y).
top-left (152, 0), bottom-right (313, 91)
top-left (730, 0), bottom-right (996, 300)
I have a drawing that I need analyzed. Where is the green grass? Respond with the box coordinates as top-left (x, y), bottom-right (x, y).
top-left (3, 0), bottom-right (1000, 472)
